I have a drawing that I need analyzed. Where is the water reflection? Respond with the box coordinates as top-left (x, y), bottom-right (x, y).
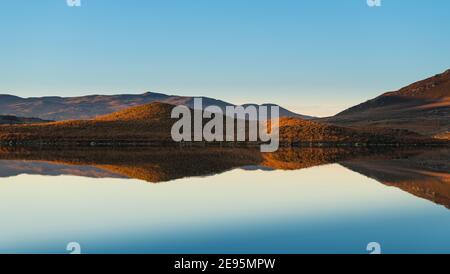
top-left (341, 149), bottom-right (450, 209)
top-left (0, 146), bottom-right (449, 209)
top-left (0, 146), bottom-right (450, 253)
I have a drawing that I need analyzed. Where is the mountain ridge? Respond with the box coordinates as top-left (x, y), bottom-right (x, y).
top-left (0, 92), bottom-right (313, 121)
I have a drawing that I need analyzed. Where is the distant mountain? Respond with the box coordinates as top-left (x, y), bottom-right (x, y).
top-left (0, 115), bottom-right (51, 125)
top-left (321, 69), bottom-right (450, 137)
top-left (0, 92), bottom-right (313, 121)
top-left (0, 102), bottom-right (437, 146)
top-left (241, 103), bottom-right (309, 119)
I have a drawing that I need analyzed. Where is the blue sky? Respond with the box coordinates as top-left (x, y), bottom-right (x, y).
top-left (1, 0), bottom-right (449, 116)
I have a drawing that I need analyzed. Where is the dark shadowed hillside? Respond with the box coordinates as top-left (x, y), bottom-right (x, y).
top-left (0, 115), bottom-right (51, 125)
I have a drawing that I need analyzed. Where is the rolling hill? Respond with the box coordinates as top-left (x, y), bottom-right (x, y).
top-left (0, 103), bottom-right (176, 144)
top-left (0, 92), bottom-right (313, 121)
top-left (0, 102), bottom-right (438, 146)
top-left (321, 69), bottom-right (450, 137)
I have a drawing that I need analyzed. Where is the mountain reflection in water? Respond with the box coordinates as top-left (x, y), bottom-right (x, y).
top-left (0, 146), bottom-right (449, 209)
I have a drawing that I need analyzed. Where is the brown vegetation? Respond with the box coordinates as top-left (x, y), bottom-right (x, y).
top-left (0, 103), bottom-right (175, 143)
top-left (0, 102), bottom-right (442, 146)
top-left (277, 117), bottom-right (431, 144)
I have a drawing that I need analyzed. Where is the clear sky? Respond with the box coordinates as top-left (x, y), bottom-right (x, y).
top-left (1, 0), bottom-right (449, 117)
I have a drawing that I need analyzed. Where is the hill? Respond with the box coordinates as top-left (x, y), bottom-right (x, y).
top-left (0, 102), bottom-right (440, 146)
top-left (276, 117), bottom-right (431, 145)
top-left (0, 103), bottom-right (176, 144)
top-left (321, 69), bottom-right (450, 137)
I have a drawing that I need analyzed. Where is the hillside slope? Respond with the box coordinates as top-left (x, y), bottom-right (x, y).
top-left (277, 117), bottom-right (429, 144)
top-left (0, 103), bottom-right (175, 143)
top-left (321, 69), bottom-right (450, 137)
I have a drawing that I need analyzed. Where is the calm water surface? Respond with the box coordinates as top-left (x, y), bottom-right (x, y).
top-left (0, 147), bottom-right (449, 254)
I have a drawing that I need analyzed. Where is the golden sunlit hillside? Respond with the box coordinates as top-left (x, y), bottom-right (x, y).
top-left (0, 102), bottom-right (445, 146)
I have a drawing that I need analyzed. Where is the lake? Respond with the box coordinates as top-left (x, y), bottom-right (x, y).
top-left (0, 147), bottom-right (449, 254)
